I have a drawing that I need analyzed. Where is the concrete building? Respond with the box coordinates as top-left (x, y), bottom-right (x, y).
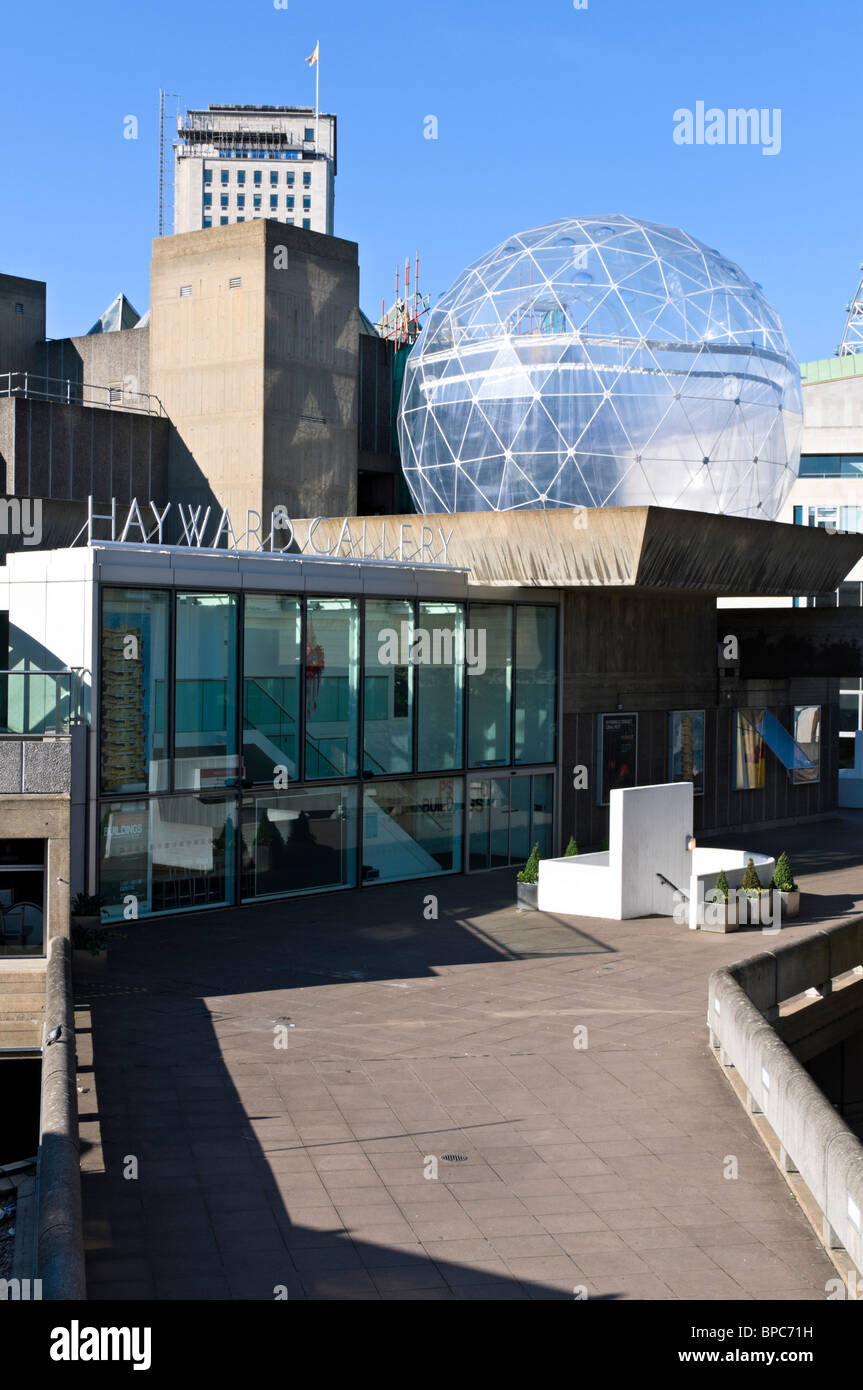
top-left (0, 224), bottom-right (403, 542)
top-left (149, 219), bottom-right (361, 520)
top-left (0, 506), bottom-right (855, 943)
top-left (0, 275), bottom-right (46, 379)
top-left (174, 105), bottom-right (336, 237)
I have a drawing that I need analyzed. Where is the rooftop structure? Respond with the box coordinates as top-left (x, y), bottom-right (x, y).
top-left (173, 103), bottom-right (336, 237)
top-left (399, 215), bottom-right (802, 519)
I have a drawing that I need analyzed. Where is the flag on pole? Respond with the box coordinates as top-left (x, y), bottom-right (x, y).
top-left (306, 41), bottom-right (319, 66)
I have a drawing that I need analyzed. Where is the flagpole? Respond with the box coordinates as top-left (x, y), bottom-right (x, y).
top-left (315, 41), bottom-right (320, 150)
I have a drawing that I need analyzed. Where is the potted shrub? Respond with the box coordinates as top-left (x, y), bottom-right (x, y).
top-left (771, 851), bottom-right (800, 920)
top-left (739, 857), bottom-right (773, 927)
top-left (70, 892), bottom-right (109, 973)
top-left (71, 892), bottom-right (105, 932)
top-left (564, 837), bottom-right (579, 856)
top-left (516, 842), bottom-right (541, 910)
top-left (703, 868), bottom-right (739, 933)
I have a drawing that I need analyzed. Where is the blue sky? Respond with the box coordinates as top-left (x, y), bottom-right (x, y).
top-left (1, 0), bottom-right (859, 361)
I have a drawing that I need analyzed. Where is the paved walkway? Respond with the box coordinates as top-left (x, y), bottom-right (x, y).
top-left (75, 811), bottom-right (863, 1300)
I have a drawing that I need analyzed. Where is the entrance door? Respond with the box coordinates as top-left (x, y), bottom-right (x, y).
top-left (468, 772), bottom-right (554, 872)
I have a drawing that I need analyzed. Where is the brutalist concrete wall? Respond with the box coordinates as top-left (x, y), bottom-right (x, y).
top-left (150, 220), bottom-right (360, 522)
top-left (0, 274), bottom-right (46, 377)
top-left (36, 934), bottom-right (85, 1300)
top-left (41, 326), bottom-right (151, 401)
top-left (151, 221), bottom-right (269, 519)
top-left (263, 219), bottom-right (359, 518)
top-left (0, 395), bottom-right (169, 501)
top-left (709, 922), bottom-right (863, 1276)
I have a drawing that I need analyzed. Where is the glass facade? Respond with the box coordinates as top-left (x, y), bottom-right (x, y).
top-left (241, 787), bottom-right (356, 901)
top-left (305, 598), bottom-right (359, 779)
top-left (174, 594), bottom-right (238, 790)
top-left (97, 588), bottom-right (558, 918)
top-left (468, 604), bottom-right (513, 766)
top-left (101, 589), bottom-right (170, 793)
top-left (243, 595), bottom-right (301, 783)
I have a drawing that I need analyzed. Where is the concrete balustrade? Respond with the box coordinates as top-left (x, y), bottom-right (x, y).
top-left (36, 934), bottom-right (85, 1299)
top-left (708, 916), bottom-right (863, 1277)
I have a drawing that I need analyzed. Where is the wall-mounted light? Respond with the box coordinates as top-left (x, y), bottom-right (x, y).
top-left (686, 835), bottom-right (697, 852)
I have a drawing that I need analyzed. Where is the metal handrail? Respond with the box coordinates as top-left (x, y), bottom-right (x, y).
top-left (0, 372), bottom-right (165, 417)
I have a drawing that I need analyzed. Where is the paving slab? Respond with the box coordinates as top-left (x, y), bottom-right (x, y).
top-left (77, 810), bottom-right (863, 1300)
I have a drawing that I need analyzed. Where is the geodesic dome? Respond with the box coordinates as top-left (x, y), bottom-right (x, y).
top-left (397, 215), bottom-right (802, 518)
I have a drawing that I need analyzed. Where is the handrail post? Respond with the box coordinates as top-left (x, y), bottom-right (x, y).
top-left (54, 675), bottom-right (63, 735)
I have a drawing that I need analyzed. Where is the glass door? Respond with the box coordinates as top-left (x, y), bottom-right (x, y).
top-left (467, 772), bottom-right (554, 871)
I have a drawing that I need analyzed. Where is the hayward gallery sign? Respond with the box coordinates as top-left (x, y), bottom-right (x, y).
top-left (75, 497), bottom-right (455, 565)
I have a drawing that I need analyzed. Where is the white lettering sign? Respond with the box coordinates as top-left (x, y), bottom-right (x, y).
top-left (75, 498), bottom-right (454, 566)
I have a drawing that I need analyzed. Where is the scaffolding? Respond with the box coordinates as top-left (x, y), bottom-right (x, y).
top-left (378, 255), bottom-right (431, 346)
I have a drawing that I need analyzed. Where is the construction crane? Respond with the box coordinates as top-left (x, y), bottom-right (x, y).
top-left (378, 255), bottom-right (431, 345)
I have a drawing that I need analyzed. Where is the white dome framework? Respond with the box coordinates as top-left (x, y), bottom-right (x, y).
top-left (398, 215), bottom-right (802, 518)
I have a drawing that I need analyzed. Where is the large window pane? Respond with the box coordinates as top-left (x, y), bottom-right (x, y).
top-left (364, 599), bottom-right (413, 774)
top-left (363, 777), bottom-right (463, 884)
top-left (100, 795), bottom-right (236, 920)
top-left (515, 606), bottom-right (556, 764)
top-left (240, 786), bottom-right (357, 900)
top-left (305, 598), bottom-right (359, 779)
top-left (243, 595), bottom-right (300, 784)
top-left (468, 604), bottom-right (512, 767)
top-left (792, 705), bottom-right (821, 784)
top-left (174, 594), bottom-right (238, 790)
top-left (101, 588), bottom-right (170, 793)
top-left (417, 602), bottom-right (464, 771)
top-left (734, 709), bottom-right (766, 790)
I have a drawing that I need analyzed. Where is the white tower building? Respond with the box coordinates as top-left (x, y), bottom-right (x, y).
top-left (174, 105), bottom-right (336, 236)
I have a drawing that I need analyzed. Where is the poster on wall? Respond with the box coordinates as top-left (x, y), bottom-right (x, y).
top-left (669, 710), bottom-right (705, 795)
top-left (735, 709), bottom-right (767, 790)
top-left (792, 705), bottom-right (821, 784)
top-left (599, 714), bottom-right (637, 805)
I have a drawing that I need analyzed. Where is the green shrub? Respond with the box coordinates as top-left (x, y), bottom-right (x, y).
top-left (712, 869), bottom-right (730, 904)
top-left (741, 858), bottom-right (763, 895)
top-left (564, 836), bottom-right (579, 856)
top-left (517, 842), bottom-right (541, 884)
top-left (71, 892), bottom-right (105, 917)
top-left (772, 851), bottom-right (797, 892)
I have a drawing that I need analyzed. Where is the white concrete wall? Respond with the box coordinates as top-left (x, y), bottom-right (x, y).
top-left (613, 781), bottom-right (693, 918)
top-left (3, 548), bottom-right (94, 676)
top-left (537, 783), bottom-right (694, 920)
top-left (538, 852), bottom-right (618, 918)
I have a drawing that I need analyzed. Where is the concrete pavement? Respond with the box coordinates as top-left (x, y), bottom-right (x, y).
top-left (75, 811), bottom-right (863, 1300)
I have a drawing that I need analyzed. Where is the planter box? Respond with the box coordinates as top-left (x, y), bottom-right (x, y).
top-left (701, 898), bottom-right (739, 933)
top-left (739, 890), bottom-right (775, 928)
top-left (774, 887), bottom-right (800, 921)
top-left (71, 915), bottom-right (101, 932)
top-left (516, 881), bottom-right (538, 911)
